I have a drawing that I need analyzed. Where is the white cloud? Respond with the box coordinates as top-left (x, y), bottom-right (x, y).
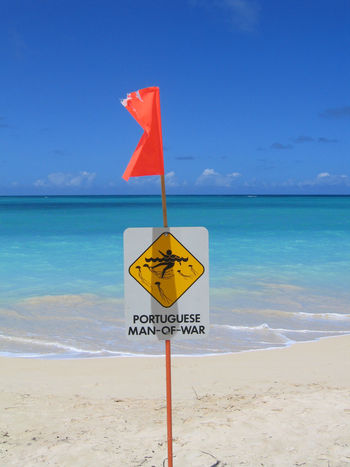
top-left (202, 168), bottom-right (219, 177)
top-left (192, 0), bottom-right (261, 32)
top-left (165, 171), bottom-right (179, 187)
top-left (128, 171), bottom-right (182, 187)
top-left (313, 172), bottom-right (350, 186)
top-left (223, 0), bottom-right (260, 32)
top-left (128, 175), bottom-right (161, 186)
top-left (196, 168), bottom-right (242, 187)
top-left (34, 171), bottom-right (96, 188)
top-left (232, 172), bottom-right (350, 192)
top-left (279, 172), bottom-right (350, 188)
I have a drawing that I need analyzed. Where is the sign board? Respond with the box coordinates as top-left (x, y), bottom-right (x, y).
top-left (124, 227), bottom-right (209, 340)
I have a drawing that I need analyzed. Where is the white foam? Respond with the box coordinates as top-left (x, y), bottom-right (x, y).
top-left (297, 311), bottom-right (350, 320)
top-left (0, 334), bottom-right (116, 356)
top-left (211, 323), bottom-right (350, 334)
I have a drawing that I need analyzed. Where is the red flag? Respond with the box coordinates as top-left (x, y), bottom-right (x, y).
top-left (121, 87), bottom-right (164, 181)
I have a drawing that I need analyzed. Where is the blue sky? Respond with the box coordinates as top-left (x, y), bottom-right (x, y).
top-left (1, 0), bottom-right (349, 195)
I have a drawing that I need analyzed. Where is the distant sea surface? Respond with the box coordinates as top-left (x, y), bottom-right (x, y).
top-left (1, 195), bottom-right (350, 358)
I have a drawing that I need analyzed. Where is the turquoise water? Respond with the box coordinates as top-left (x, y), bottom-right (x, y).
top-left (1, 195), bottom-right (350, 358)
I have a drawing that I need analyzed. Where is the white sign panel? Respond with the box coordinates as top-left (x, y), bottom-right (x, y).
top-left (124, 227), bottom-right (209, 340)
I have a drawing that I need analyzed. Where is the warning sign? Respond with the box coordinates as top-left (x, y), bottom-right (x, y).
top-left (129, 232), bottom-right (204, 308)
top-left (124, 227), bottom-right (209, 340)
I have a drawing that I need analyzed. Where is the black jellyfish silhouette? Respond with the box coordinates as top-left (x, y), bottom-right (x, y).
top-left (177, 269), bottom-right (191, 278)
top-left (135, 265), bottom-right (150, 286)
top-left (154, 281), bottom-right (170, 304)
top-left (143, 263), bottom-right (163, 278)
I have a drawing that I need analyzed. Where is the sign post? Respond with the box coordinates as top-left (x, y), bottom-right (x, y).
top-left (124, 225), bottom-right (209, 465)
top-left (161, 174), bottom-right (173, 467)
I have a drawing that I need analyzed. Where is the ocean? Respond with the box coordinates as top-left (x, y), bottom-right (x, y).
top-left (1, 195), bottom-right (350, 358)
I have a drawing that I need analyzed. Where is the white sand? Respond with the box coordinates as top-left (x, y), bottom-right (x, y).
top-left (1, 335), bottom-right (350, 466)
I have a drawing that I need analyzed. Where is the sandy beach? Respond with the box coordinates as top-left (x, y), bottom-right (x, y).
top-left (1, 335), bottom-right (350, 466)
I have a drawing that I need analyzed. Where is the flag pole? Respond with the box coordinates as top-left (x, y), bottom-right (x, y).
top-left (161, 174), bottom-right (168, 228)
top-left (160, 173), bottom-right (173, 467)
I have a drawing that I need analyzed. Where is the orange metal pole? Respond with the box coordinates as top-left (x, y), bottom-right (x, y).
top-left (165, 339), bottom-right (173, 467)
top-left (160, 173), bottom-right (173, 467)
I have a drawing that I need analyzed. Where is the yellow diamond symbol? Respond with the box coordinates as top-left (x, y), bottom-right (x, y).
top-left (129, 232), bottom-right (205, 308)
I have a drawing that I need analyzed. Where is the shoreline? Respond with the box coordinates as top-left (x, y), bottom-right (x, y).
top-left (2, 334), bottom-right (350, 397)
top-left (2, 330), bottom-right (350, 361)
top-left (2, 335), bottom-right (350, 465)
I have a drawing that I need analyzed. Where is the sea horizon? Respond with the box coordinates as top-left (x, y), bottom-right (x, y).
top-left (1, 193), bottom-right (350, 197)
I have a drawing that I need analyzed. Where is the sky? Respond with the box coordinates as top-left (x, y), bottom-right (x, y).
top-left (1, 0), bottom-right (350, 195)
